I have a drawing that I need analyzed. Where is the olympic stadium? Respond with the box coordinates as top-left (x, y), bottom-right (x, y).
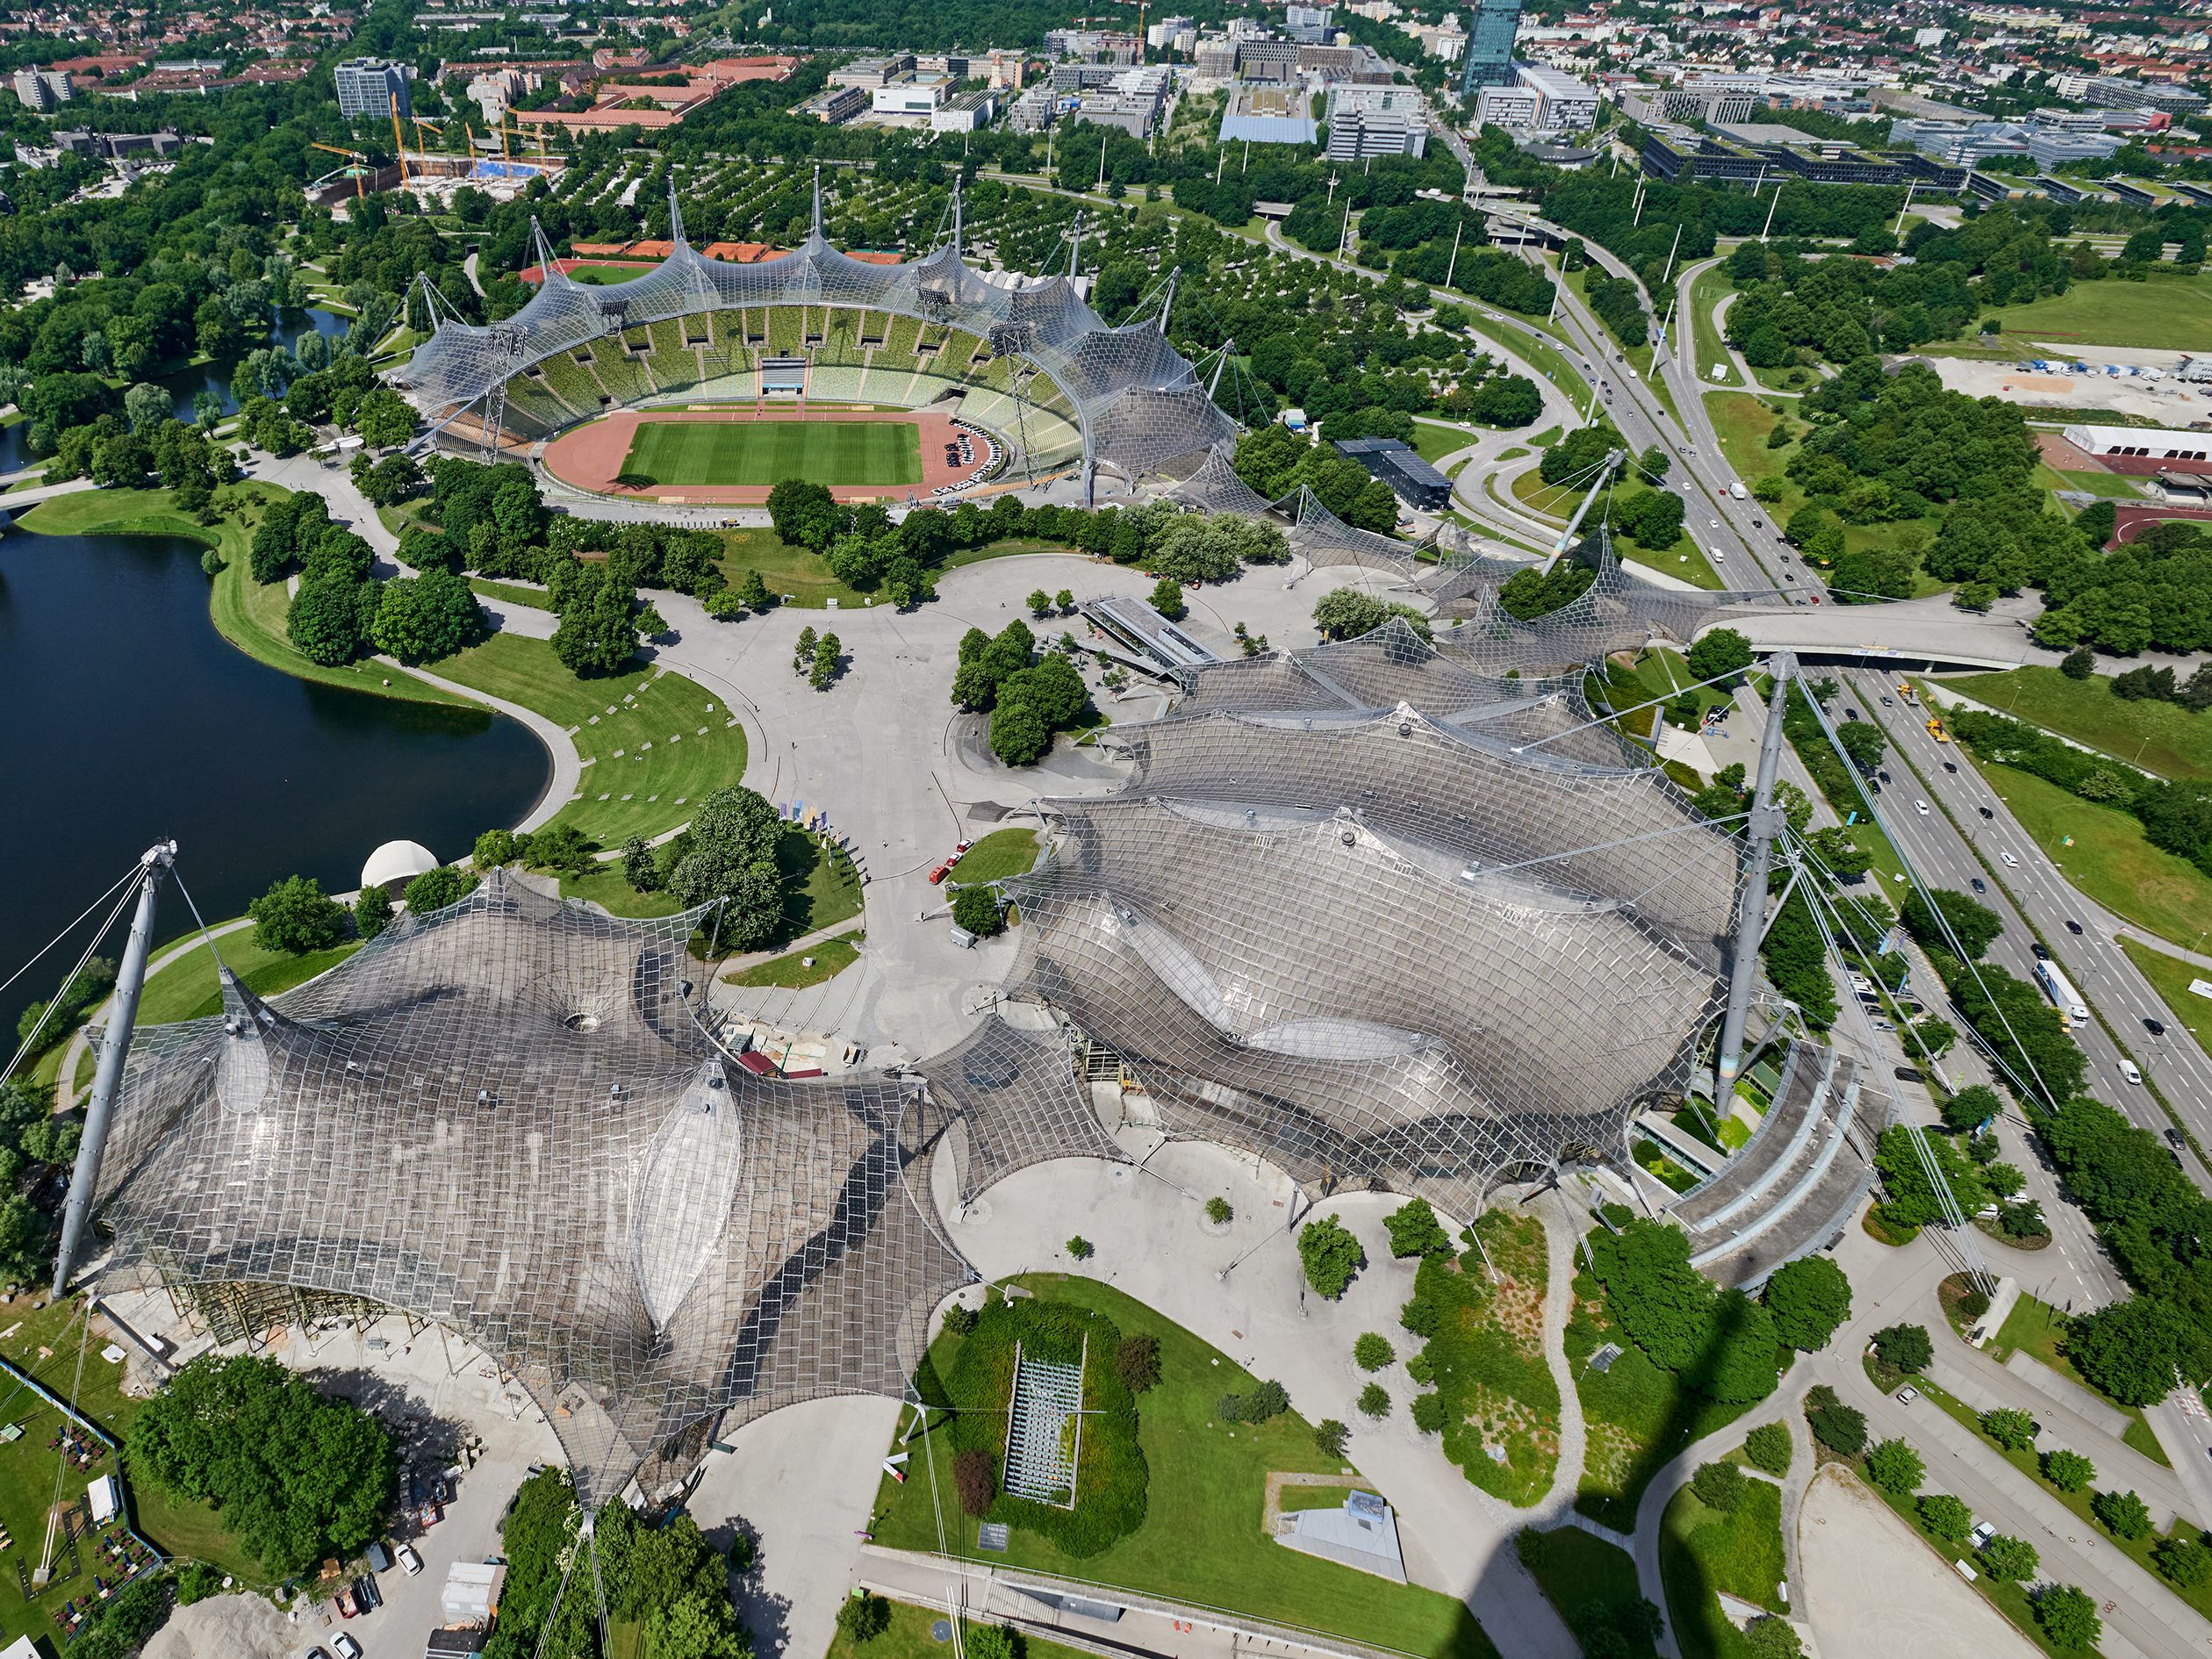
top-left (57, 189), bottom-right (1885, 1516)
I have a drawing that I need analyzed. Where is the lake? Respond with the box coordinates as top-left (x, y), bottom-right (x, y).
top-left (0, 528), bottom-right (549, 1028)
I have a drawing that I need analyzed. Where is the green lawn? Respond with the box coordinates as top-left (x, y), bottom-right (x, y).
top-left (137, 928), bottom-right (364, 1029)
top-left (722, 929), bottom-right (862, 989)
top-left (1989, 1293), bottom-right (2171, 1465)
top-left (712, 526), bottom-right (873, 609)
top-left (556, 861), bottom-right (691, 919)
top-left (1411, 420), bottom-right (1472, 465)
top-left (468, 578), bottom-right (553, 611)
top-left (2116, 937), bottom-right (2212, 1046)
top-left (1936, 667), bottom-right (2212, 783)
top-left (1659, 1481), bottom-right (1786, 1659)
top-left (1523, 1527), bottom-right (1657, 1657)
top-left (1988, 272), bottom-right (2212, 351)
top-left (425, 634), bottom-right (748, 844)
top-left (1705, 391), bottom-right (1785, 497)
top-left (1982, 763), bottom-right (2212, 949)
top-left (565, 263), bottom-right (654, 284)
top-left (825, 1600), bottom-right (1097, 1659)
top-left (2055, 468), bottom-right (2146, 500)
top-left (870, 1273), bottom-right (1499, 1659)
top-left (949, 827), bottom-right (1040, 887)
top-left (20, 486), bottom-right (470, 710)
top-left (623, 418), bottom-right (923, 488)
top-left (1689, 270), bottom-right (1736, 389)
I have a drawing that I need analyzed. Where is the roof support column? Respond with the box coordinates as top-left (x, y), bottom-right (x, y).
top-left (54, 840), bottom-right (176, 1292)
top-left (1713, 652), bottom-right (1793, 1101)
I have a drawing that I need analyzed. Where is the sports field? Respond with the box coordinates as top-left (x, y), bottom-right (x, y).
top-left (623, 418), bottom-right (923, 486)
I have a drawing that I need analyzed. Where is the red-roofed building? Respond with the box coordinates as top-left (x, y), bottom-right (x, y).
top-left (700, 242), bottom-right (792, 262)
top-left (699, 54), bottom-right (798, 83)
top-left (569, 241), bottom-right (634, 255)
top-left (844, 250), bottom-right (903, 265)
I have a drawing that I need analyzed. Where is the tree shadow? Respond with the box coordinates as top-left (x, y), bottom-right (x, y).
top-left (697, 1513), bottom-right (791, 1657)
top-left (301, 1362), bottom-right (471, 1477)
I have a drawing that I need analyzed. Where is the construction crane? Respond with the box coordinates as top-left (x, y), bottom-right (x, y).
top-left (412, 117), bottom-right (448, 187)
top-left (309, 140), bottom-right (372, 200)
top-left (390, 104), bottom-right (409, 187)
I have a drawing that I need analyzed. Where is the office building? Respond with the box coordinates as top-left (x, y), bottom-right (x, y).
top-left (871, 74), bottom-right (949, 117)
top-left (2086, 77), bottom-right (2207, 118)
top-left (1221, 86), bottom-right (1318, 145)
top-left (1513, 61), bottom-right (1597, 129)
top-left (1459, 0), bottom-right (1522, 96)
top-left (1332, 438), bottom-right (1452, 510)
top-left (1329, 105), bottom-right (1426, 160)
top-left (334, 57), bottom-right (410, 119)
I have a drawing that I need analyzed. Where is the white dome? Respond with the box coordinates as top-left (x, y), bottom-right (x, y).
top-left (361, 840), bottom-right (442, 894)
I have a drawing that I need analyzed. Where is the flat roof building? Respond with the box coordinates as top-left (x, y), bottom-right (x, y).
top-left (1332, 436), bottom-right (1452, 510)
top-left (335, 57), bottom-right (410, 118)
top-left (1220, 86), bottom-right (1318, 145)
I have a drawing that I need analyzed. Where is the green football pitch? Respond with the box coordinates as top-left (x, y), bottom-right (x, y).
top-left (622, 419), bottom-right (924, 486)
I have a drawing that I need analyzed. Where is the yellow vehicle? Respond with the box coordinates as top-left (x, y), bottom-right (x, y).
top-left (1927, 717), bottom-right (1949, 743)
top-left (1897, 683), bottom-right (1919, 706)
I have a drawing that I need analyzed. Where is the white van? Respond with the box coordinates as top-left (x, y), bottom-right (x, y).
top-left (1915, 799), bottom-right (1929, 815)
top-left (2122, 1059), bottom-right (2142, 1086)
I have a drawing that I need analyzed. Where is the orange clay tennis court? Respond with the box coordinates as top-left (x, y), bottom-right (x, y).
top-left (542, 407), bottom-right (976, 504)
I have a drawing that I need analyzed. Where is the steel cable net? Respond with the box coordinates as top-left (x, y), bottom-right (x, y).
top-left (1429, 538), bottom-right (1793, 677)
top-left (85, 872), bottom-right (966, 1507)
top-left (1164, 618), bottom-right (1634, 768)
top-left (1002, 707), bottom-right (1742, 1212)
top-left (396, 190), bottom-right (1239, 480)
top-left (1167, 443), bottom-right (1429, 573)
top-left (910, 1015), bottom-right (1128, 1208)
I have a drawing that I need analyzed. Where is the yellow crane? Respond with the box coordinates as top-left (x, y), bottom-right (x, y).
top-left (391, 104), bottom-right (409, 186)
top-left (310, 140), bottom-right (371, 200)
top-left (412, 116), bottom-right (446, 184)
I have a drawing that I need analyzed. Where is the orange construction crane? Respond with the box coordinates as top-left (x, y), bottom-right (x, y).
top-left (391, 105), bottom-right (408, 185)
top-left (310, 140), bottom-right (371, 200)
top-left (412, 117), bottom-right (446, 183)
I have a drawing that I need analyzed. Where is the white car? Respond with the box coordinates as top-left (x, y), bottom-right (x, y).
top-left (1915, 800), bottom-right (1929, 815)
top-left (1971, 1520), bottom-right (1997, 1548)
top-left (2000, 851), bottom-right (2019, 868)
top-left (334, 1638), bottom-right (363, 1659)
top-left (1710, 519), bottom-right (1720, 528)
top-left (397, 1544), bottom-right (423, 1576)
top-left (1896, 1385), bottom-right (1919, 1405)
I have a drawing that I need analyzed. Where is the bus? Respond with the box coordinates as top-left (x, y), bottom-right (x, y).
top-left (2036, 959), bottom-right (2089, 1026)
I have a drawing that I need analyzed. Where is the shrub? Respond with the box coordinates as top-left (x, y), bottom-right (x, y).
top-left (1871, 1323), bottom-right (1932, 1374)
top-left (1515, 1525), bottom-right (1548, 1567)
top-left (1400, 1296), bottom-right (1440, 1338)
top-left (953, 1448), bottom-right (996, 1516)
top-left (1743, 1422), bottom-right (1792, 1476)
top-left (1066, 1236), bottom-right (1095, 1260)
top-left (1204, 1196), bottom-right (1232, 1224)
top-left (1384, 1197), bottom-right (1451, 1258)
top-left (2043, 1447), bottom-right (2094, 1493)
top-left (1358, 1382), bottom-right (1391, 1419)
top-left (1691, 1460), bottom-right (1745, 1512)
top-left (1743, 1619), bottom-right (1803, 1659)
top-left (248, 873), bottom-right (348, 956)
top-left (2036, 1584), bottom-right (2101, 1651)
top-left (965, 1628), bottom-right (1017, 1659)
top-left (176, 1562), bottom-right (224, 1605)
top-left (1298, 1215), bottom-right (1364, 1298)
top-left (836, 1591), bottom-right (892, 1644)
top-left (1244, 1379), bottom-right (1289, 1422)
top-left (1867, 1438), bottom-right (1925, 1496)
top-left (1918, 1492), bottom-right (1972, 1544)
top-left (1808, 1404), bottom-right (1867, 1455)
top-left (941, 1304), bottom-right (978, 1336)
top-left (2093, 1487), bottom-right (2152, 1540)
top-left (1314, 1418), bottom-right (1350, 1459)
top-left (1216, 1394), bottom-right (1246, 1423)
top-left (1113, 1333), bottom-right (1160, 1394)
top-left (1354, 1333), bottom-right (1395, 1372)
top-left (1981, 1406), bottom-right (2037, 1451)
top-left (1411, 1392), bottom-right (1447, 1433)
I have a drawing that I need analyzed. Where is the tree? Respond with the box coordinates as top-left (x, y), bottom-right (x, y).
top-left (1981, 1406), bottom-right (2037, 1451)
top-left (1919, 1492), bottom-right (1972, 1544)
top-left (2068, 1296), bottom-right (2212, 1406)
top-left (1900, 887), bottom-right (2002, 960)
top-left (1867, 1438), bottom-right (1925, 1496)
top-left (1743, 1619), bottom-right (1802, 1659)
top-left (1358, 1382), bottom-right (1390, 1418)
top-left (1691, 1460), bottom-right (1745, 1512)
top-left (129, 1354), bottom-right (394, 1575)
top-left (2036, 1585), bottom-right (2101, 1651)
top-left (1836, 720), bottom-right (1886, 772)
top-left (286, 576), bottom-right (373, 666)
top-left (1027, 588), bottom-right (1052, 617)
top-left (621, 836), bottom-right (659, 893)
top-left (1744, 1422), bottom-right (1792, 1476)
top-left (1311, 587), bottom-right (1431, 642)
top-left (1687, 628), bottom-right (1753, 681)
top-left (1205, 1196), bottom-right (1232, 1224)
top-left (1384, 1197), bottom-right (1451, 1259)
top-left (371, 566), bottom-right (486, 664)
top-left (1114, 1333), bottom-right (1160, 1393)
top-left (951, 886), bottom-right (1002, 936)
top-left (1808, 1401), bottom-right (1866, 1455)
top-left (404, 865), bottom-right (478, 914)
top-left (2157, 1533), bottom-right (2212, 1587)
top-left (354, 387), bottom-right (417, 449)
top-left (1979, 1533), bottom-right (2038, 1581)
top-left (810, 631), bottom-right (840, 690)
top-left (989, 699), bottom-right (1052, 766)
top-left (794, 625), bottom-right (818, 676)
top-left (1411, 1392), bottom-right (1447, 1433)
top-left (1066, 1235), bottom-right (1095, 1260)
top-left (1299, 1215), bottom-right (1364, 1298)
top-left (1150, 578), bottom-right (1186, 620)
top-left (2093, 1487), bottom-right (2153, 1540)
top-left (835, 1591), bottom-right (892, 1644)
top-left (353, 887), bottom-right (393, 943)
top-left (1872, 1323), bottom-right (1932, 1374)
top-left (2043, 1447), bottom-right (2095, 1492)
top-left (1764, 1256), bottom-right (1851, 1351)
top-left (248, 875), bottom-right (347, 956)
top-left (1315, 1418), bottom-right (1351, 1459)
top-left (1941, 1083), bottom-right (2002, 1132)
top-left (1354, 1333), bottom-right (1395, 1371)
top-left (665, 786), bottom-right (784, 952)
top-left (1400, 1296), bottom-right (1440, 1338)
top-left (737, 569), bottom-right (772, 612)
